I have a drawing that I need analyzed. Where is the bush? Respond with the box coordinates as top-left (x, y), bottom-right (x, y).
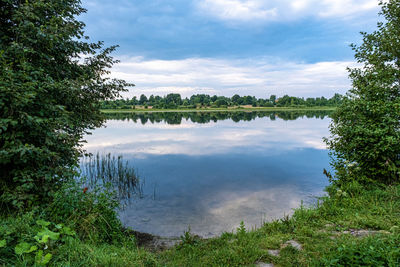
top-left (0, 0), bottom-right (130, 210)
top-left (46, 180), bottom-right (127, 244)
top-left (0, 179), bottom-right (139, 266)
top-left (0, 210), bottom-right (155, 266)
top-left (325, 0), bottom-right (400, 186)
top-left (0, 213), bottom-right (76, 266)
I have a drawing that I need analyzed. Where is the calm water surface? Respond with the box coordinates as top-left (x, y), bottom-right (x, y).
top-left (84, 111), bottom-right (331, 237)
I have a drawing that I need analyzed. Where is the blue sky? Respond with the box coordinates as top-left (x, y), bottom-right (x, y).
top-left (81, 0), bottom-right (381, 98)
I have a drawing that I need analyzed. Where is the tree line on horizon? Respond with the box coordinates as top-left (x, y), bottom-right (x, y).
top-left (100, 93), bottom-right (344, 109)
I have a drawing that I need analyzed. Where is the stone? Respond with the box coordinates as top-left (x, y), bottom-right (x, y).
top-left (330, 228), bottom-right (391, 239)
top-left (267, 249), bottom-right (280, 256)
top-left (282, 240), bottom-right (302, 251)
top-left (256, 262), bottom-right (274, 267)
top-left (350, 229), bottom-right (390, 237)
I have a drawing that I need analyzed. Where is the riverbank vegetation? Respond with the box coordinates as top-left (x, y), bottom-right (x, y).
top-left (1, 0), bottom-right (400, 266)
top-left (101, 106), bottom-right (336, 114)
top-left (100, 93), bottom-right (343, 110)
top-left (1, 182), bottom-right (399, 266)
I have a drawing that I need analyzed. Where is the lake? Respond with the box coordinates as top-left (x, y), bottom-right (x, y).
top-left (83, 111), bottom-right (332, 238)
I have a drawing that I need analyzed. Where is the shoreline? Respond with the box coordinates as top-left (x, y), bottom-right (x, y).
top-left (101, 106), bottom-right (336, 114)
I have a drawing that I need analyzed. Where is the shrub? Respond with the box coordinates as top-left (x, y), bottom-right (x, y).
top-left (45, 180), bottom-right (127, 244)
top-left (0, 213), bottom-right (76, 266)
top-left (0, 0), bottom-right (130, 210)
top-left (325, 0), bottom-right (400, 186)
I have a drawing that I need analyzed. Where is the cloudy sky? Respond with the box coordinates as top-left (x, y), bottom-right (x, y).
top-left (81, 0), bottom-right (381, 98)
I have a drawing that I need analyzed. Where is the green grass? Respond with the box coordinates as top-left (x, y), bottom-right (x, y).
top-left (101, 106), bottom-right (336, 114)
top-left (1, 183), bottom-right (399, 266)
top-left (158, 184), bottom-right (400, 266)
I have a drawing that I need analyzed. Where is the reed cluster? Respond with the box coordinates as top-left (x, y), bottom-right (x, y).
top-left (79, 153), bottom-right (143, 201)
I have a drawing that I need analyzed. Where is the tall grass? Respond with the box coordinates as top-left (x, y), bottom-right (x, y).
top-left (79, 153), bottom-right (143, 202)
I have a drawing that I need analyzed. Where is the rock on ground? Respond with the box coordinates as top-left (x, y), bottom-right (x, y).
top-left (267, 249), bottom-right (280, 256)
top-left (256, 262), bottom-right (274, 267)
top-left (282, 240), bottom-right (302, 250)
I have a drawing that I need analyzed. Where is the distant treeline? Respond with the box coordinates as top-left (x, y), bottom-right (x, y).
top-left (105, 110), bottom-right (332, 125)
top-left (101, 93), bottom-right (343, 109)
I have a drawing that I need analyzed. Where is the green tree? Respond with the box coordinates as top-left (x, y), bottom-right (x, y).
top-left (0, 0), bottom-right (130, 208)
top-left (148, 94), bottom-right (155, 105)
top-left (215, 98), bottom-right (228, 107)
top-left (231, 94), bottom-right (240, 105)
top-left (139, 94), bottom-right (148, 105)
top-left (269, 95), bottom-right (277, 105)
top-left (165, 93), bottom-right (182, 106)
top-left (325, 0), bottom-right (400, 186)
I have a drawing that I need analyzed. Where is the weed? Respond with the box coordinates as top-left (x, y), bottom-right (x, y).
top-left (178, 227), bottom-right (200, 249)
top-left (79, 153), bottom-right (143, 202)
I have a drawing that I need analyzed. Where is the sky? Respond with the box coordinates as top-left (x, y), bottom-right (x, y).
top-left (80, 0), bottom-right (382, 98)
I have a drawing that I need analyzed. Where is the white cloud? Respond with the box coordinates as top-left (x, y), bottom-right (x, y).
top-left (198, 0), bottom-right (278, 22)
top-left (111, 56), bottom-right (357, 98)
top-left (318, 0), bottom-right (379, 17)
top-left (197, 0), bottom-right (379, 23)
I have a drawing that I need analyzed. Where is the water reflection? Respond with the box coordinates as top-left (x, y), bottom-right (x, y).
top-left (84, 111), bottom-right (331, 237)
top-left (105, 110), bottom-right (332, 125)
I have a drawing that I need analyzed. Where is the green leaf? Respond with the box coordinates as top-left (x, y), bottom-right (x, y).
top-left (60, 226), bottom-right (75, 236)
top-left (35, 229), bottom-right (60, 243)
top-left (35, 249), bottom-right (43, 261)
top-left (36, 220), bottom-right (51, 227)
top-left (0, 239), bottom-right (6, 248)
top-left (15, 242), bottom-right (37, 255)
top-left (35, 250), bottom-right (52, 266)
top-left (15, 242), bottom-right (30, 255)
top-left (29, 245), bottom-right (38, 253)
top-left (41, 253), bottom-right (53, 265)
top-left (35, 234), bottom-right (49, 244)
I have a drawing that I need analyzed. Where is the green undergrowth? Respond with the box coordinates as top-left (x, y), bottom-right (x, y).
top-left (1, 183), bottom-right (399, 266)
top-left (0, 180), bottom-right (156, 266)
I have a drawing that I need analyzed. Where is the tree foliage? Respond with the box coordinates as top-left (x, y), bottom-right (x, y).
top-left (101, 93), bottom-right (343, 109)
top-left (0, 0), bottom-right (130, 208)
top-left (325, 0), bottom-right (400, 186)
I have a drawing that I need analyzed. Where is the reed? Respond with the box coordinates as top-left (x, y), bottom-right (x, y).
top-left (79, 153), bottom-right (143, 201)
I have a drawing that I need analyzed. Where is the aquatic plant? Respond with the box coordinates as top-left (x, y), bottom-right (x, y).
top-left (79, 153), bottom-right (143, 201)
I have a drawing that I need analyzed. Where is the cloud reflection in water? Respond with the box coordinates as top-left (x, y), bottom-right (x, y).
top-left (84, 112), bottom-right (331, 237)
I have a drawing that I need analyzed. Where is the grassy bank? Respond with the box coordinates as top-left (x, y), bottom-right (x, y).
top-left (1, 183), bottom-right (399, 266)
top-left (160, 184), bottom-right (400, 266)
top-left (101, 106), bottom-right (336, 114)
